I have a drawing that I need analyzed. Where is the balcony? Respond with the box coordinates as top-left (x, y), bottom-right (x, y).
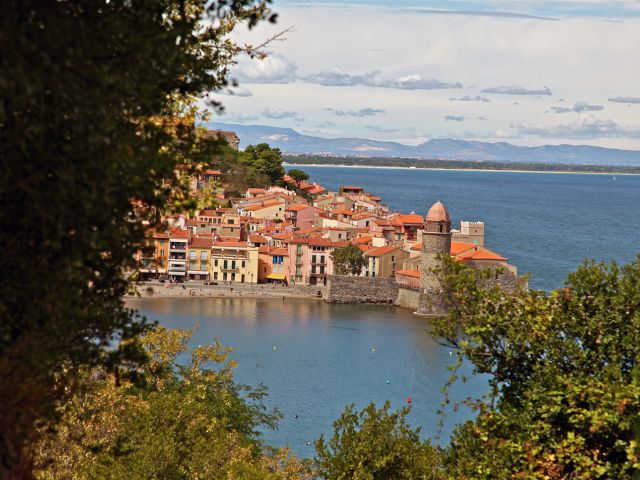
top-left (169, 243), bottom-right (187, 250)
top-left (221, 266), bottom-right (239, 272)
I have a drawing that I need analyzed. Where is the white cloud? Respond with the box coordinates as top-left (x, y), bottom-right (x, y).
top-left (549, 101), bottom-right (604, 113)
top-left (450, 95), bottom-right (491, 102)
top-left (609, 96), bottom-right (640, 104)
top-left (303, 69), bottom-right (462, 90)
top-left (517, 115), bottom-right (640, 138)
top-left (233, 54), bottom-right (297, 84)
top-left (215, 86), bottom-right (253, 97)
top-left (482, 85), bottom-right (552, 95)
top-left (325, 107), bottom-right (385, 117)
top-left (482, 85), bottom-right (551, 95)
top-left (445, 115), bottom-right (465, 122)
top-left (262, 108), bottom-right (304, 120)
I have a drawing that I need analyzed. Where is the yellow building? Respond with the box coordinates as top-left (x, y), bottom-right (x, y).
top-left (242, 200), bottom-right (285, 221)
top-left (187, 236), bottom-right (213, 281)
top-left (209, 241), bottom-right (259, 284)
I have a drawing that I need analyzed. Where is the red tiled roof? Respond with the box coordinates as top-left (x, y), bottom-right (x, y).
top-left (450, 242), bottom-right (476, 255)
top-left (244, 201), bottom-right (284, 212)
top-left (202, 169), bottom-right (221, 175)
top-left (249, 234), bottom-right (268, 244)
top-left (287, 204), bottom-right (310, 212)
top-left (213, 241), bottom-right (250, 248)
top-left (189, 236), bottom-right (213, 249)
top-left (456, 247), bottom-right (507, 262)
top-left (169, 228), bottom-right (189, 239)
top-left (270, 247), bottom-right (289, 256)
top-left (395, 213), bottom-right (423, 225)
top-left (356, 236), bottom-right (373, 244)
top-left (396, 269), bottom-right (420, 278)
top-left (365, 245), bottom-right (399, 257)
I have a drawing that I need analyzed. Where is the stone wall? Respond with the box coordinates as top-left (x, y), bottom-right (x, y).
top-left (395, 286), bottom-right (420, 310)
top-left (325, 275), bottom-right (399, 304)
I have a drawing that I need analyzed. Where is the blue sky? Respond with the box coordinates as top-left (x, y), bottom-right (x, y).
top-left (206, 0), bottom-right (640, 149)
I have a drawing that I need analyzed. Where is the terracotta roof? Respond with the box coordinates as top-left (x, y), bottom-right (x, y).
top-left (396, 269), bottom-right (420, 278)
top-left (202, 169), bottom-right (221, 175)
top-left (308, 237), bottom-right (333, 247)
top-left (247, 188), bottom-right (266, 194)
top-left (450, 242), bottom-right (476, 255)
top-left (169, 228), bottom-right (189, 239)
top-left (395, 213), bottom-right (423, 225)
top-left (426, 201), bottom-right (450, 222)
top-left (332, 208), bottom-right (354, 216)
top-left (456, 246), bottom-right (507, 262)
top-left (287, 204), bottom-right (311, 212)
top-left (340, 185), bottom-right (363, 190)
top-left (411, 243), bottom-right (422, 251)
top-left (244, 201), bottom-right (284, 212)
top-left (249, 234), bottom-right (268, 244)
top-left (185, 218), bottom-right (199, 226)
top-left (213, 241), bottom-right (250, 248)
top-left (189, 237), bottom-right (213, 249)
top-left (153, 232), bottom-right (169, 240)
top-left (272, 232), bottom-right (293, 240)
top-left (258, 245), bottom-right (270, 254)
top-left (356, 236), bottom-right (373, 244)
top-left (270, 247), bottom-right (289, 256)
top-left (365, 245), bottom-right (399, 257)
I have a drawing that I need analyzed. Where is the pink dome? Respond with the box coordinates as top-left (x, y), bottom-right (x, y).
top-left (426, 201), bottom-right (450, 222)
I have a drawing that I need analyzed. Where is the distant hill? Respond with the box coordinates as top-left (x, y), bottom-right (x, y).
top-left (205, 122), bottom-right (640, 166)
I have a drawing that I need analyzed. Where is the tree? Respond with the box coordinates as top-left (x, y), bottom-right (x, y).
top-left (432, 255), bottom-right (640, 479)
top-left (287, 169), bottom-right (310, 188)
top-left (331, 244), bottom-right (367, 276)
top-left (314, 401), bottom-right (442, 480)
top-left (239, 143), bottom-right (286, 186)
top-left (0, 1), bottom-right (276, 475)
top-left (33, 326), bottom-right (311, 479)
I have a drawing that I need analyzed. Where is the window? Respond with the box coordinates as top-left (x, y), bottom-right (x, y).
top-left (223, 272), bottom-right (227, 281)
top-left (159, 249), bottom-right (165, 257)
top-left (241, 274), bottom-right (245, 283)
top-left (214, 272), bottom-right (218, 280)
top-left (223, 260), bottom-right (228, 269)
top-left (214, 259), bottom-right (218, 267)
top-left (320, 266), bottom-right (325, 274)
top-left (228, 219), bottom-right (234, 224)
top-left (272, 256), bottom-right (278, 264)
top-left (391, 256), bottom-right (395, 262)
top-left (232, 260), bottom-right (236, 269)
top-left (297, 245), bottom-right (302, 254)
top-left (231, 273), bottom-right (236, 281)
top-left (189, 251), bottom-right (197, 260)
top-left (312, 255), bottom-right (316, 264)
top-left (320, 255), bottom-right (325, 263)
top-left (200, 251), bottom-right (208, 262)
top-left (311, 266), bottom-right (316, 274)
top-left (241, 260), bottom-right (245, 268)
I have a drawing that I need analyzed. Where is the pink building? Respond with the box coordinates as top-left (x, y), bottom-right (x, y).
top-left (287, 237), bottom-right (337, 286)
top-left (285, 204), bottom-right (324, 230)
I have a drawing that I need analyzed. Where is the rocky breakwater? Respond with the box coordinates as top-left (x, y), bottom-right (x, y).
top-left (325, 275), bottom-right (399, 304)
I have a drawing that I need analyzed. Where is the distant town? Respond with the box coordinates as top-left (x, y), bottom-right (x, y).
top-left (136, 129), bottom-right (518, 302)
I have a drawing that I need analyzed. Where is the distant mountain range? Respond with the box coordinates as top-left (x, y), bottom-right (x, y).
top-left (205, 122), bottom-right (640, 166)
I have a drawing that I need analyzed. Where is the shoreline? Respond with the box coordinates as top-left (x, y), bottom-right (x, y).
top-left (128, 283), bottom-right (325, 300)
top-left (284, 163), bottom-right (640, 176)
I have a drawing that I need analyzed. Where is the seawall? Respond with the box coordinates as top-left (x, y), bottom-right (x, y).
top-left (325, 275), bottom-right (398, 304)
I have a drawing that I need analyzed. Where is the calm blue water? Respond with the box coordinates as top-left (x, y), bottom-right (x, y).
top-left (133, 168), bottom-right (640, 458)
top-left (295, 166), bottom-right (640, 290)
top-left (130, 297), bottom-right (482, 458)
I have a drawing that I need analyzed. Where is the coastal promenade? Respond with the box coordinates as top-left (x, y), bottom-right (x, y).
top-left (132, 281), bottom-right (325, 299)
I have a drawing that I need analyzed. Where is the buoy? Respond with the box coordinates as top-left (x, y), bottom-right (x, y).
top-left (449, 351), bottom-right (453, 356)
top-left (407, 396), bottom-right (412, 404)
top-left (307, 441), bottom-right (311, 446)
top-left (386, 380), bottom-right (390, 384)
top-left (294, 414), bottom-right (298, 419)
top-left (273, 346), bottom-right (277, 350)
top-left (371, 347), bottom-right (376, 352)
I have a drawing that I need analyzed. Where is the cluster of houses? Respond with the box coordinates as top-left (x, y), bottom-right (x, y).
top-left (138, 159), bottom-right (517, 287)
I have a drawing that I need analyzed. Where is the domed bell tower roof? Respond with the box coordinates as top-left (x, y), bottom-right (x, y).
top-left (426, 201), bottom-right (450, 223)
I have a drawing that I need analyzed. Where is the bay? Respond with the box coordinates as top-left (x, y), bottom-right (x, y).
top-left (130, 297), bottom-right (482, 458)
top-left (296, 166), bottom-right (640, 291)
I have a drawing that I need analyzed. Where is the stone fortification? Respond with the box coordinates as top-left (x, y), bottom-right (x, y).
top-left (326, 275), bottom-right (398, 304)
top-left (417, 201), bottom-right (452, 316)
top-left (395, 286), bottom-right (420, 310)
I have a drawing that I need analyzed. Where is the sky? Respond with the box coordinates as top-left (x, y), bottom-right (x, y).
top-left (206, 0), bottom-right (640, 149)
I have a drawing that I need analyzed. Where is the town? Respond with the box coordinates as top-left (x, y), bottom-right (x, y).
top-left (136, 129), bottom-right (519, 306)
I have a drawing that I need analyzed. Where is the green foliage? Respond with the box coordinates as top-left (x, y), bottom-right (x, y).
top-left (0, 0), bottom-right (275, 474)
top-left (287, 169), bottom-right (310, 186)
top-left (239, 143), bottom-right (286, 186)
top-left (331, 244), bottom-right (367, 276)
top-left (33, 326), bottom-right (311, 480)
top-left (314, 401), bottom-right (443, 480)
top-left (433, 255), bottom-right (640, 479)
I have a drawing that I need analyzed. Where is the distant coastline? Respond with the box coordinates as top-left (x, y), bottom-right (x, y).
top-left (283, 155), bottom-right (640, 176)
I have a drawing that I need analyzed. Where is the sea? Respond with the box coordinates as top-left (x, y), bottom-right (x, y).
top-left (132, 167), bottom-right (640, 458)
